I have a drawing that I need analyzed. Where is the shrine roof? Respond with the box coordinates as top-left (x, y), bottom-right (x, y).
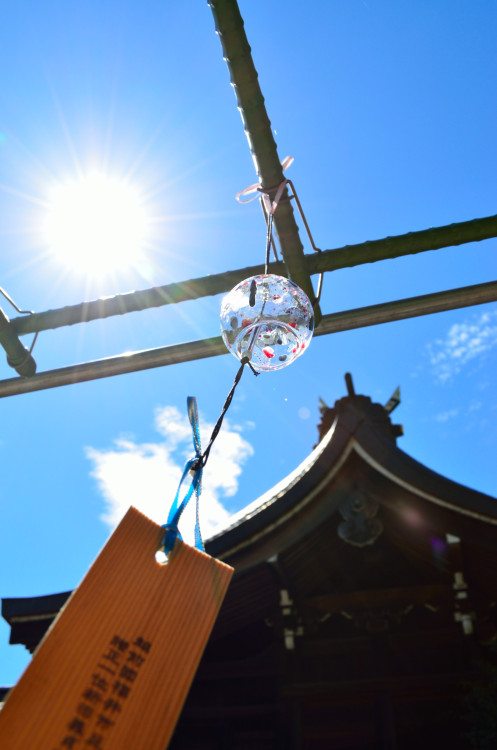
top-left (3, 388), bottom-right (497, 633)
top-left (206, 392), bottom-right (497, 566)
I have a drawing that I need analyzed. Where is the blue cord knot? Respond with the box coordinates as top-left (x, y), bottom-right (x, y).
top-left (161, 397), bottom-right (204, 555)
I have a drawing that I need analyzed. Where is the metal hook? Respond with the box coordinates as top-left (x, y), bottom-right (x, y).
top-left (0, 287), bottom-right (38, 375)
top-left (259, 198), bottom-right (280, 263)
top-left (285, 179), bottom-right (324, 309)
top-left (257, 183), bottom-right (324, 308)
top-left (0, 287), bottom-right (34, 315)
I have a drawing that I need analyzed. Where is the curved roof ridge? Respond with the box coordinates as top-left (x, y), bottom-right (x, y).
top-left (206, 397), bottom-right (497, 560)
top-left (352, 424), bottom-right (497, 524)
top-left (206, 414), bottom-right (340, 542)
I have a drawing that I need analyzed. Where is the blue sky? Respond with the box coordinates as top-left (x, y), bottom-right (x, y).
top-left (1, 1), bottom-right (496, 686)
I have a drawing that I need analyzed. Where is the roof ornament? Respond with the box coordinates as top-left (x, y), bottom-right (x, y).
top-left (345, 372), bottom-right (356, 396)
top-left (384, 386), bottom-right (401, 414)
top-left (337, 488), bottom-right (383, 547)
top-left (318, 397), bottom-right (329, 415)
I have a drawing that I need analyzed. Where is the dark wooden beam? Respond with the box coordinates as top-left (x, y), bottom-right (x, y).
top-left (306, 585), bottom-right (453, 614)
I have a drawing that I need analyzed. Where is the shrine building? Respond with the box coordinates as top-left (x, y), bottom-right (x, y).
top-left (2, 376), bottom-right (497, 749)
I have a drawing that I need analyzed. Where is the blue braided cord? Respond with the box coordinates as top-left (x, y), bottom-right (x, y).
top-left (162, 458), bottom-right (197, 553)
top-left (188, 396), bottom-right (202, 457)
top-left (162, 397), bottom-right (205, 554)
top-left (193, 467), bottom-right (204, 550)
top-left (187, 396), bottom-right (204, 548)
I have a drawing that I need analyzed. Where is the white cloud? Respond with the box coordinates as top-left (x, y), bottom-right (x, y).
top-left (468, 400), bottom-right (482, 413)
top-left (427, 309), bottom-right (497, 383)
top-left (86, 406), bottom-right (254, 545)
top-left (433, 409), bottom-right (459, 423)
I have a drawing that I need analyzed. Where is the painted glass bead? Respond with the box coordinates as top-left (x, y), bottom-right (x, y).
top-left (220, 274), bottom-right (314, 372)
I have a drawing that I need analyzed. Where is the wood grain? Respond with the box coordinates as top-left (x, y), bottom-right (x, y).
top-left (0, 506), bottom-right (233, 749)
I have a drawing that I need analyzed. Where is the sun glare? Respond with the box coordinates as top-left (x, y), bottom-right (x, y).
top-left (43, 173), bottom-right (148, 276)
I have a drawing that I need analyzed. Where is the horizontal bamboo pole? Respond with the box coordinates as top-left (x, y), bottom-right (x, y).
top-left (312, 213), bottom-right (497, 275)
top-left (11, 262), bottom-right (284, 336)
top-left (10, 214), bottom-right (497, 337)
top-left (315, 279), bottom-right (497, 334)
top-left (0, 337), bottom-right (225, 398)
top-left (0, 280), bottom-right (495, 398)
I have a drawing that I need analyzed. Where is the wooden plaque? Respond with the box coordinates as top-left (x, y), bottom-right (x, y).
top-left (0, 506), bottom-right (233, 749)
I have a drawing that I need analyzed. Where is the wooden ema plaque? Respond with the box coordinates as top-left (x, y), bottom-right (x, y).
top-left (0, 507), bottom-right (233, 749)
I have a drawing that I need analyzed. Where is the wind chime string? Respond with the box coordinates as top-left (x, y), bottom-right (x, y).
top-left (235, 158), bottom-right (291, 275)
top-left (264, 213), bottom-right (274, 276)
top-left (163, 156), bottom-right (313, 556)
top-left (162, 397), bottom-right (204, 554)
top-left (235, 155), bottom-right (294, 208)
top-left (162, 359), bottom-right (258, 555)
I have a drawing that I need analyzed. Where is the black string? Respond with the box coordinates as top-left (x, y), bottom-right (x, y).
top-left (249, 279), bottom-right (257, 307)
top-left (197, 357), bottom-right (258, 471)
top-left (177, 200), bottom-right (277, 544)
top-left (194, 202), bottom-right (274, 473)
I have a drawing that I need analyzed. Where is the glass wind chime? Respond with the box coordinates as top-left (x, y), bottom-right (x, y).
top-left (220, 272), bottom-right (314, 371)
top-left (162, 164), bottom-right (315, 554)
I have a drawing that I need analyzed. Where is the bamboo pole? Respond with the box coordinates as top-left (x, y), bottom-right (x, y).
top-left (0, 280), bottom-right (495, 398)
top-left (312, 213), bottom-right (497, 274)
top-left (10, 214), bottom-right (497, 337)
top-left (0, 309), bottom-right (36, 376)
top-left (208, 0), bottom-right (319, 315)
top-left (315, 280), bottom-right (497, 334)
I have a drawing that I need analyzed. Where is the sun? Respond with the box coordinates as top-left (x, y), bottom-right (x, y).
top-left (43, 173), bottom-right (149, 277)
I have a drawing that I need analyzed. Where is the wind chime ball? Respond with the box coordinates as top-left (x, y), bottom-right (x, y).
top-left (220, 274), bottom-right (314, 372)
